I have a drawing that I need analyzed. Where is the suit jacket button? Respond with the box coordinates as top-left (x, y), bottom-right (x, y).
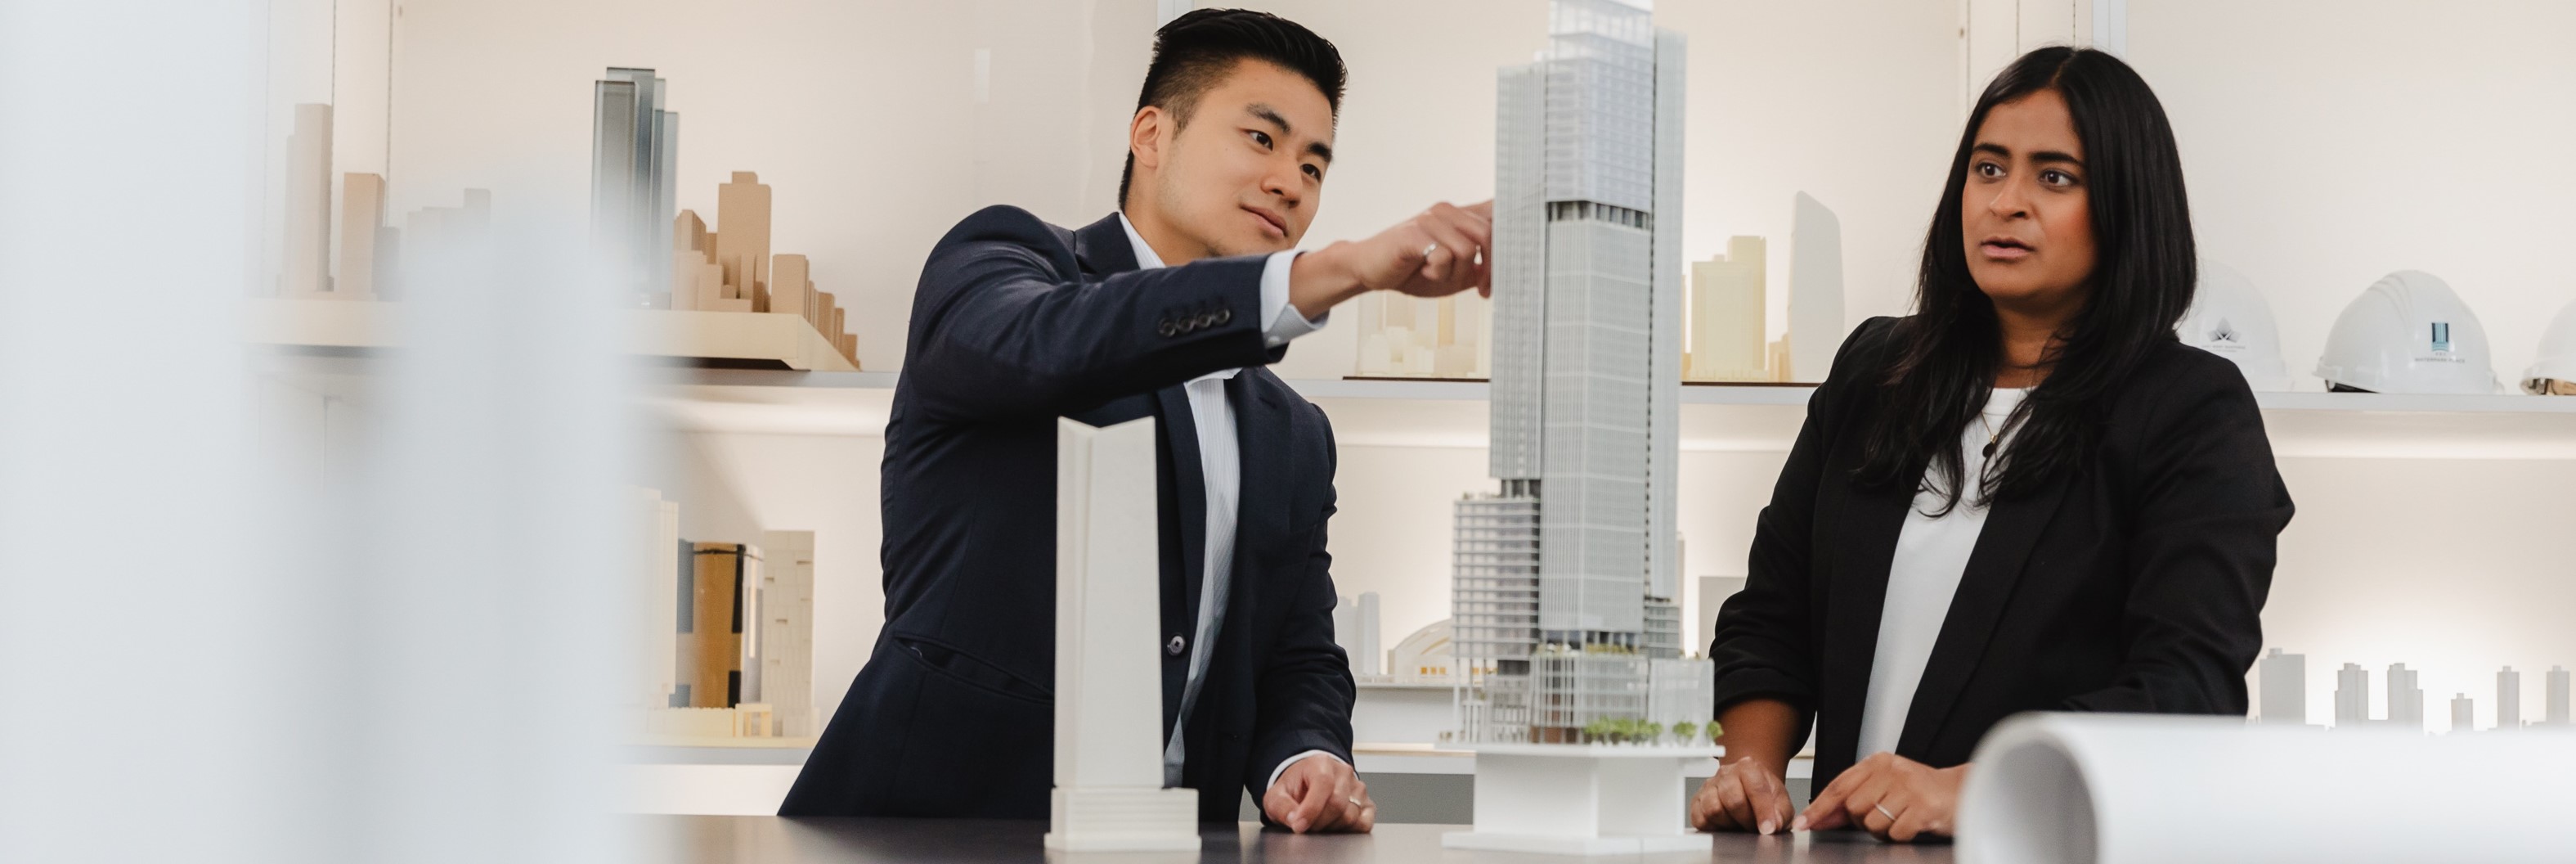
top-left (1167, 635), bottom-right (1186, 655)
top-left (1157, 321), bottom-right (1179, 337)
top-left (1195, 313), bottom-right (1218, 329)
top-left (1214, 308), bottom-right (1232, 326)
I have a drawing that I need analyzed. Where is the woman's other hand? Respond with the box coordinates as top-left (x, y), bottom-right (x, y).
top-left (1795, 752), bottom-right (1964, 843)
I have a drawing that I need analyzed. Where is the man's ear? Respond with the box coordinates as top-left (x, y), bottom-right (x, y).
top-left (1129, 106), bottom-right (1168, 178)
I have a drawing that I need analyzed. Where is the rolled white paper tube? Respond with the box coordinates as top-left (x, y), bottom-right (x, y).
top-left (1958, 713), bottom-right (2576, 864)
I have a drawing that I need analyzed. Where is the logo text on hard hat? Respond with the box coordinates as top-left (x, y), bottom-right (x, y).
top-left (2430, 322), bottom-right (2452, 356)
top-left (2207, 318), bottom-right (2240, 344)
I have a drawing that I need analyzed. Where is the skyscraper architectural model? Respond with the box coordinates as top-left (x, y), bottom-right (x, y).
top-left (593, 67), bottom-right (680, 304)
top-left (1444, 2), bottom-right (1714, 853)
top-left (1046, 417), bottom-right (1197, 853)
top-left (1454, 0), bottom-right (1704, 750)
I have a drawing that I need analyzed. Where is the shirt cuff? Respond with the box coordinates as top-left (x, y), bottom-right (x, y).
top-left (1263, 749), bottom-right (1347, 793)
top-left (1259, 250), bottom-right (1326, 348)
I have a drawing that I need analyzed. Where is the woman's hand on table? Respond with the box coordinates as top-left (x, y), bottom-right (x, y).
top-left (1796, 752), bottom-right (1964, 843)
top-left (1689, 755), bottom-right (1795, 835)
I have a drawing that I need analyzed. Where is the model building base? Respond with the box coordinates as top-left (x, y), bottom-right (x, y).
top-left (1041, 786), bottom-right (1200, 853)
top-left (1439, 743), bottom-right (1722, 857)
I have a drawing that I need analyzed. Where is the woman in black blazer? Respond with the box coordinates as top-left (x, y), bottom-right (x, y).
top-left (1688, 47), bottom-right (2294, 843)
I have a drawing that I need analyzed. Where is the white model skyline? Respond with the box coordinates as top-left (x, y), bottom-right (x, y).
top-left (2270, 648), bottom-right (2569, 733)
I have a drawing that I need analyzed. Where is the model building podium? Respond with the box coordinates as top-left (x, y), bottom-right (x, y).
top-left (1443, 0), bottom-right (1718, 855)
top-left (1045, 417), bottom-right (1197, 853)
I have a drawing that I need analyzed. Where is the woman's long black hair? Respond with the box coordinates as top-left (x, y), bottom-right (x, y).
top-left (1857, 47), bottom-right (2197, 514)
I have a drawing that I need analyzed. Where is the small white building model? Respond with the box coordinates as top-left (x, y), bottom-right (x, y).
top-left (2497, 667), bottom-right (2521, 731)
top-left (758, 530), bottom-right (817, 737)
top-left (2257, 648), bottom-right (2305, 726)
top-left (1685, 237), bottom-right (1772, 382)
top-left (2547, 667), bottom-right (2571, 726)
top-left (1044, 417), bottom-right (1196, 853)
top-left (2333, 663), bottom-right (2370, 727)
top-left (2387, 663), bottom-right (2424, 730)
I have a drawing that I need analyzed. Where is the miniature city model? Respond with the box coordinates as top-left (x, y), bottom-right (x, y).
top-left (629, 488), bottom-right (819, 742)
top-left (589, 67), bottom-right (861, 367)
top-left (1045, 417), bottom-right (1198, 852)
top-left (1443, 1), bottom-right (1717, 855)
top-left (1352, 291), bottom-right (1491, 379)
top-left (272, 101), bottom-right (485, 303)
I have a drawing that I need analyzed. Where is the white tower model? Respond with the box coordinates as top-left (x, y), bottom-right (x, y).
top-left (2497, 667), bottom-right (2521, 731)
top-left (1044, 417), bottom-right (1197, 853)
top-left (2548, 667), bottom-right (2571, 726)
top-left (1445, 1), bottom-right (1715, 854)
top-left (2257, 648), bottom-right (2304, 726)
top-left (2333, 663), bottom-right (2369, 727)
top-left (2387, 663), bottom-right (2424, 731)
top-left (757, 530), bottom-right (816, 737)
top-left (1784, 191), bottom-right (1845, 382)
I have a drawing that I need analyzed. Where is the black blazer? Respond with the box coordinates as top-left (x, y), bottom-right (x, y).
top-left (780, 207), bottom-right (1355, 822)
top-left (1706, 316), bottom-right (2294, 791)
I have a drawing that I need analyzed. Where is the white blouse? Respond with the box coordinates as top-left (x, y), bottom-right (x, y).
top-left (1853, 386), bottom-right (2030, 761)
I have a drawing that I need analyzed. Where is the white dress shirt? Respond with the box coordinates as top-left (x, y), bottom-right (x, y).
top-left (1115, 214), bottom-right (1346, 794)
top-left (1854, 386), bottom-right (2030, 761)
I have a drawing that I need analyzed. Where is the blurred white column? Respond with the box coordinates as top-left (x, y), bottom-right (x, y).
top-left (0, 2), bottom-right (639, 862)
top-left (0, 2), bottom-right (274, 861)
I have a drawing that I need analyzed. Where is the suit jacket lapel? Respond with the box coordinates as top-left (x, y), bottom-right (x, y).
top-left (1071, 213), bottom-right (1134, 277)
top-left (1895, 476), bottom-right (2071, 757)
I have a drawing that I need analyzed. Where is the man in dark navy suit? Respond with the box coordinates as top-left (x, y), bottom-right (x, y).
top-left (779, 9), bottom-right (1492, 834)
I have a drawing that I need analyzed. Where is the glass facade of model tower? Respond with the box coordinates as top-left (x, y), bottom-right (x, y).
top-left (1455, 0), bottom-right (1707, 744)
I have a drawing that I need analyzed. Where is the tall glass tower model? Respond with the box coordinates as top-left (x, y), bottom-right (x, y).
top-left (1454, 0), bottom-right (1708, 745)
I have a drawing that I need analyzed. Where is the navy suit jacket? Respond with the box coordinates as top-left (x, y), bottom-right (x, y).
top-left (779, 206), bottom-right (1356, 822)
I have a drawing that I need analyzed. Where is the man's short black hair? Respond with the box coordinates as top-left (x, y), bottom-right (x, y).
top-left (1118, 8), bottom-right (1346, 209)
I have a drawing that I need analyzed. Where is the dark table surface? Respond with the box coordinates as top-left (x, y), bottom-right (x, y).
top-left (653, 816), bottom-right (1956, 863)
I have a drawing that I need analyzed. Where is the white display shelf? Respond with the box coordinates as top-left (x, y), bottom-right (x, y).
top-left (244, 299), bottom-right (861, 371)
top-left (653, 371), bottom-right (2576, 460)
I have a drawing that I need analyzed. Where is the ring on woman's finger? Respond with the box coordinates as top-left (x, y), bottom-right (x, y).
top-left (1874, 803), bottom-right (1898, 822)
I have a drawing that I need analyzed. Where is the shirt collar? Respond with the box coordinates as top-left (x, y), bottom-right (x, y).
top-left (1116, 211), bottom-right (1167, 271)
top-left (1118, 212), bottom-right (1240, 384)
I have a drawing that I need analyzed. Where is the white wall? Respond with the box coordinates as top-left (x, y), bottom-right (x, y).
top-left (2126, 0), bottom-right (2576, 389)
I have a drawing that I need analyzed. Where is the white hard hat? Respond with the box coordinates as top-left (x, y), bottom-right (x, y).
top-left (2525, 299), bottom-right (2576, 394)
top-left (2315, 270), bottom-right (2500, 394)
top-left (2177, 259), bottom-right (2291, 391)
